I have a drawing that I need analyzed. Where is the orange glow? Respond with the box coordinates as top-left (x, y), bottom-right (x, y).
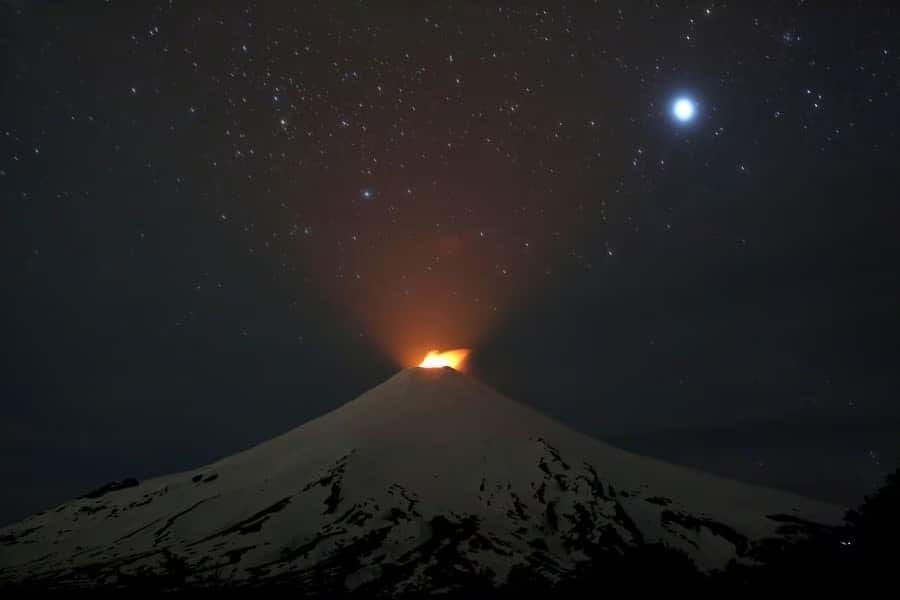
top-left (418, 348), bottom-right (471, 370)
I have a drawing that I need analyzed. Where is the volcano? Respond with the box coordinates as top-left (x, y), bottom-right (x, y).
top-left (0, 367), bottom-right (842, 593)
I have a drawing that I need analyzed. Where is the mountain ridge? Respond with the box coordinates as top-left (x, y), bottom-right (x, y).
top-left (0, 367), bottom-right (843, 592)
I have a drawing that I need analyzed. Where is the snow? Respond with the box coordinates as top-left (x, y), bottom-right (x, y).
top-left (0, 367), bottom-right (844, 591)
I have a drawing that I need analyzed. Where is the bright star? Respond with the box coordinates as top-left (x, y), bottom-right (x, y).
top-left (672, 97), bottom-right (697, 123)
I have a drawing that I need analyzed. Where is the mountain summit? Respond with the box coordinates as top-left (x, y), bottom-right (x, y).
top-left (0, 367), bottom-right (842, 592)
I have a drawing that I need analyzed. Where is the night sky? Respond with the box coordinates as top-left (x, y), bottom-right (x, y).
top-left (2, 1), bottom-right (899, 525)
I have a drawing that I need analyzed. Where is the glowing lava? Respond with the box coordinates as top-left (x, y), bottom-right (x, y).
top-left (419, 349), bottom-right (471, 370)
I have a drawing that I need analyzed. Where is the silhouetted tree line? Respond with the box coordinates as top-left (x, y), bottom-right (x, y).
top-left (703, 466), bottom-right (898, 593)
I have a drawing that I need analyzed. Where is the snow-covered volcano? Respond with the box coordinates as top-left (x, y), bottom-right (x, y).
top-left (0, 367), bottom-right (842, 592)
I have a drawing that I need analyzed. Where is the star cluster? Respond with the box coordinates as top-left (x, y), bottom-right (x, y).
top-left (5, 4), bottom-right (897, 345)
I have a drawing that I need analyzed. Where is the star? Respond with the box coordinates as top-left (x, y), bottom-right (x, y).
top-left (672, 97), bottom-right (697, 123)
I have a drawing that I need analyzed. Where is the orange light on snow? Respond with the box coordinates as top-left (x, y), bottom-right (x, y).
top-left (418, 349), bottom-right (470, 370)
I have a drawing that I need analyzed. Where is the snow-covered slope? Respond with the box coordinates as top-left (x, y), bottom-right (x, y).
top-left (0, 367), bottom-right (843, 592)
